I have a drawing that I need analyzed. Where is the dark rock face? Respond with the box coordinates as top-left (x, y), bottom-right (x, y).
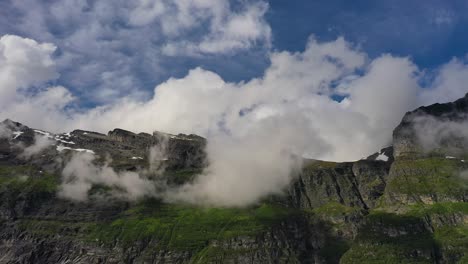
top-left (0, 93), bottom-right (467, 263)
top-left (365, 146), bottom-right (394, 163)
top-left (393, 93), bottom-right (468, 158)
top-left (0, 120), bottom-right (207, 173)
top-left (288, 159), bottom-right (391, 211)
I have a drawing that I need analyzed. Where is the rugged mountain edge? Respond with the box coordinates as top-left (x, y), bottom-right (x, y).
top-left (0, 94), bottom-right (467, 263)
top-left (393, 93), bottom-right (468, 159)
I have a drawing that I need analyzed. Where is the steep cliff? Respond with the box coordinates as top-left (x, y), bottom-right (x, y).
top-left (0, 94), bottom-right (467, 263)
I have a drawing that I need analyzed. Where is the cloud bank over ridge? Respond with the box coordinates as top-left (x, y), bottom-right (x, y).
top-left (2, 33), bottom-right (468, 205)
top-left (1, 1), bottom-right (468, 206)
top-left (1, 34), bottom-right (467, 162)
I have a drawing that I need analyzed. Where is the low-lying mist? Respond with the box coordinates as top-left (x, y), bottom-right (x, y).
top-left (55, 116), bottom-right (316, 206)
top-left (59, 152), bottom-right (156, 201)
top-left (411, 114), bottom-right (468, 156)
top-left (165, 116), bottom-right (313, 206)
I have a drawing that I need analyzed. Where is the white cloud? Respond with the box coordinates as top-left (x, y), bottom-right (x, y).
top-left (411, 115), bottom-right (468, 155)
top-left (159, 1), bottom-right (271, 55)
top-left (5, 0), bottom-right (271, 104)
top-left (1, 34), bottom-right (467, 205)
top-left (59, 152), bottom-right (156, 201)
top-left (128, 0), bottom-right (166, 26)
top-left (0, 35), bottom-right (58, 106)
top-left (0, 122), bottom-right (12, 138)
top-left (165, 115), bottom-right (322, 206)
top-left (20, 134), bottom-right (54, 159)
top-left (419, 58), bottom-right (468, 105)
top-left (347, 55), bottom-right (420, 146)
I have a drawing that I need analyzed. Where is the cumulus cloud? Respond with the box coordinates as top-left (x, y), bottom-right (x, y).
top-left (0, 35), bottom-right (58, 107)
top-left (67, 37), bottom-right (413, 162)
top-left (161, 1), bottom-right (271, 55)
top-left (3, 0), bottom-right (271, 104)
top-left (419, 58), bottom-right (468, 105)
top-left (1, 34), bottom-right (468, 205)
top-left (59, 152), bottom-right (156, 201)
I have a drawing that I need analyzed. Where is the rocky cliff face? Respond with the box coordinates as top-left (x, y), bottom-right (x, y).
top-left (0, 94), bottom-right (467, 263)
top-left (393, 93), bottom-right (468, 158)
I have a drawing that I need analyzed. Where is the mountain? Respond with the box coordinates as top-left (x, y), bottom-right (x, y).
top-left (0, 94), bottom-right (467, 263)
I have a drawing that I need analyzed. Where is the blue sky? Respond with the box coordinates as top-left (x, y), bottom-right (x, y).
top-left (1, 0), bottom-right (468, 162)
top-left (1, 0), bottom-right (468, 108)
top-left (2, 0), bottom-right (468, 204)
top-left (269, 0), bottom-right (468, 68)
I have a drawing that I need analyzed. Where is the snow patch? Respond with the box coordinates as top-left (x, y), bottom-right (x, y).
top-left (33, 130), bottom-right (77, 145)
top-left (131, 157), bottom-right (144, 160)
top-left (75, 148), bottom-right (95, 154)
top-left (54, 135), bottom-right (75, 145)
top-left (34, 130), bottom-right (53, 139)
top-left (12, 131), bottom-right (23, 139)
top-left (376, 152), bottom-right (389, 162)
top-left (169, 135), bottom-right (195, 141)
top-left (56, 145), bottom-right (95, 154)
top-left (445, 156), bottom-right (456, 159)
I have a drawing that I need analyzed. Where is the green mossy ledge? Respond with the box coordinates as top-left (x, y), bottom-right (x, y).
top-left (1, 94), bottom-right (468, 263)
top-left (0, 154), bottom-right (467, 263)
top-left (384, 157), bottom-right (468, 204)
top-left (91, 201), bottom-right (295, 250)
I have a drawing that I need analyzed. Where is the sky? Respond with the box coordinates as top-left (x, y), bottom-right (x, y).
top-left (1, 0), bottom-right (468, 162)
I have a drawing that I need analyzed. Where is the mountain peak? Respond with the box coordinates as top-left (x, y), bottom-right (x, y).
top-left (393, 93), bottom-right (468, 158)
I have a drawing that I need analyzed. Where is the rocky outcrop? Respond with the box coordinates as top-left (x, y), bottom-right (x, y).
top-left (288, 159), bottom-right (391, 211)
top-left (0, 93), bottom-right (468, 263)
top-left (393, 93), bottom-right (468, 158)
top-left (0, 120), bottom-right (207, 173)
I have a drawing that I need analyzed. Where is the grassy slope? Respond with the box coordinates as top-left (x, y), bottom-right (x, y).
top-left (91, 200), bottom-right (294, 250)
top-left (342, 157), bottom-right (468, 264)
top-left (386, 157), bottom-right (467, 200)
top-left (0, 165), bottom-right (58, 195)
top-left (0, 165), bottom-right (298, 261)
top-left (1, 157), bottom-right (468, 263)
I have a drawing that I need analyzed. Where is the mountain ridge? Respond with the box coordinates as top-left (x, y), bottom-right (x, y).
top-left (0, 94), bottom-right (467, 263)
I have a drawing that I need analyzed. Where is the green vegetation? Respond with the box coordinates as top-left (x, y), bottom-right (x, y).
top-left (407, 202), bottom-right (468, 217)
top-left (342, 201), bottom-right (468, 264)
top-left (190, 244), bottom-right (258, 263)
top-left (341, 243), bottom-right (434, 264)
top-left (341, 211), bottom-right (436, 264)
top-left (0, 165), bottom-right (58, 193)
top-left (434, 226), bottom-right (468, 257)
top-left (17, 219), bottom-right (95, 238)
top-left (91, 200), bottom-right (295, 251)
top-left (2, 155), bottom-right (467, 263)
top-left (365, 211), bottom-right (423, 228)
top-left (433, 225), bottom-right (468, 263)
top-left (424, 203), bottom-right (468, 262)
top-left (386, 158), bottom-right (467, 198)
top-left (164, 168), bottom-right (203, 185)
top-left (303, 160), bottom-right (339, 170)
top-left (318, 235), bottom-right (350, 263)
top-left (311, 202), bottom-right (361, 217)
